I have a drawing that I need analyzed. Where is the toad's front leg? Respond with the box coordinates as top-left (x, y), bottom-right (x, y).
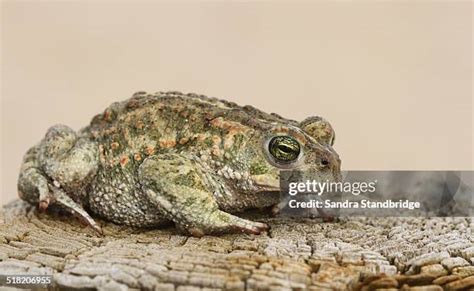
top-left (138, 154), bottom-right (269, 237)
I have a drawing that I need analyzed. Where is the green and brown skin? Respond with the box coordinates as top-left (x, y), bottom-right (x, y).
top-left (17, 91), bottom-right (341, 236)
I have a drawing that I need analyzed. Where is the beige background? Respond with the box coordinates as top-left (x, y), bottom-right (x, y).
top-left (1, 1), bottom-right (472, 206)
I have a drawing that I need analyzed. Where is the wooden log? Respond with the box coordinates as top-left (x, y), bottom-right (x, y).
top-left (0, 200), bottom-right (472, 290)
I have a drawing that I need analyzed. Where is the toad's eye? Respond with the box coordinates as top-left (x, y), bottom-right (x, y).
top-left (268, 136), bottom-right (301, 163)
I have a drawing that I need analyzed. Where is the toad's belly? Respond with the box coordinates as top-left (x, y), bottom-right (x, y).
top-left (87, 167), bottom-right (168, 227)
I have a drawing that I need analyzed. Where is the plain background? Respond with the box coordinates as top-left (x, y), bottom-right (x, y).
top-left (1, 1), bottom-right (472, 206)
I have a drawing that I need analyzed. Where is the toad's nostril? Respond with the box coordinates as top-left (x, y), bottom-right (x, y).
top-left (321, 158), bottom-right (330, 166)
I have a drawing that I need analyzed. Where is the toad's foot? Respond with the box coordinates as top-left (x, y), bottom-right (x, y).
top-left (177, 207), bottom-right (269, 237)
top-left (47, 185), bottom-right (103, 235)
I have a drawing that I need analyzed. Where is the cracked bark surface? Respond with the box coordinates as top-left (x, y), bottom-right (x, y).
top-left (0, 200), bottom-right (473, 290)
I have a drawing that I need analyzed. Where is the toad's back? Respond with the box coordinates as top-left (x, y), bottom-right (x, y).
top-left (81, 91), bottom-right (297, 169)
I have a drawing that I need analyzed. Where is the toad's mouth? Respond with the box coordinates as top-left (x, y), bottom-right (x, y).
top-left (251, 174), bottom-right (280, 192)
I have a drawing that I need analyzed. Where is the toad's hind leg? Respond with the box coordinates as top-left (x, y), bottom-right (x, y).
top-left (138, 154), bottom-right (269, 237)
top-left (18, 157), bottom-right (102, 234)
top-left (37, 124), bottom-right (99, 195)
top-left (18, 124), bottom-right (101, 234)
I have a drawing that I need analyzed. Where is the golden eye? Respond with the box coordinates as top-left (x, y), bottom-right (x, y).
top-left (268, 136), bottom-right (301, 163)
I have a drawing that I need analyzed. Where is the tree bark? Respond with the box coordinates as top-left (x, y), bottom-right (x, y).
top-left (0, 200), bottom-right (473, 290)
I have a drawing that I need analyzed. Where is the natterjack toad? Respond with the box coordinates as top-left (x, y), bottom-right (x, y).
top-left (18, 91), bottom-right (341, 236)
